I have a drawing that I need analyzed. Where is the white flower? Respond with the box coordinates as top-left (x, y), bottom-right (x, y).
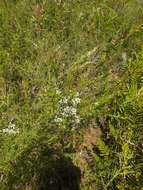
top-left (74, 115), bottom-right (80, 124)
top-left (56, 92), bottom-right (81, 128)
top-left (59, 97), bottom-right (68, 105)
top-left (8, 124), bottom-right (16, 129)
top-left (63, 106), bottom-right (70, 114)
top-left (1, 123), bottom-right (19, 135)
top-left (72, 97), bottom-right (80, 106)
top-left (54, 117), bottom-right (63, 123)
top-left (70, 107), bottom-right (77, 115)
top-left (75, 118), bottom-right (80, 124)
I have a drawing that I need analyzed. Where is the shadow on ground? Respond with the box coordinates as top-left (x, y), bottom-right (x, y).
top-left (6, 141), bottom-right (81, 190)
top-left (38, 156), bottom-right (81, 190)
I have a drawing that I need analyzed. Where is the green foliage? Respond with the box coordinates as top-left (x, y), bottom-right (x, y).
top-left (0, 0), bottom-right (143, 190)
top-left (87, 53), bottom-right (143, 190)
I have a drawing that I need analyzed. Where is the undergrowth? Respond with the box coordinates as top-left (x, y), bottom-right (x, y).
top-left (0, 0), bottom-right (143, 190)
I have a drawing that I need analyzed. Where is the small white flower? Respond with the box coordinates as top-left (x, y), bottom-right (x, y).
top-left (75, 118), bottom-right (80, 124)
top-left (63, 106), bottom-right (70, 113)
top-left (54, 117), bottom-right (63, 123)
top-left (71, 107), bottom-right (77, 115)
top-left (1, 123), bottom-right (19, 135)
top-left (59, 97), bottom-right (68, 105)
top-left (56, 92), bottom-right (81, 128)
top-left (2, 128), bottom-right (8, 133)
top-left (74, 115), bottom-right (80, 124)
top-left (72, 97), bottom-right (80, 106)
top-left (8, 124), bottom-right (16, 129)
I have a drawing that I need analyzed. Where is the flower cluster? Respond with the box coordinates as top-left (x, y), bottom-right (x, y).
top-left (54, 92), bottom-right (81, 128)
top-left (1, 123), bottom-right (19, 135)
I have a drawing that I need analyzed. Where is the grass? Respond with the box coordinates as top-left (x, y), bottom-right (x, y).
top-left (0, 0), bottom-right (143, 189)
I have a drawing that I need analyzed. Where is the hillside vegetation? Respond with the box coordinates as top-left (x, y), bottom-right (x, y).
top-left (0, 0), bottom-right (143, 190)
